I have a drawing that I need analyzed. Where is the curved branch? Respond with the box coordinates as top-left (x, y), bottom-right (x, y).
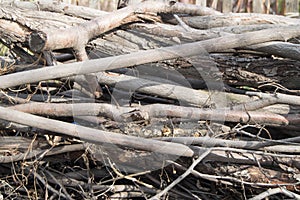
top-left (28, 1), bottom-right (221, 52)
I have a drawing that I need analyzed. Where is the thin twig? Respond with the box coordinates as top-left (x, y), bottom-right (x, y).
top-left (34, 171), bottom-right (68, 199)
top-left (248, 187), bottom-right (300, 200)
top-left (149, 149), bottom-right (212, 200)
top-left (44, 170), bottom-right (75, 200)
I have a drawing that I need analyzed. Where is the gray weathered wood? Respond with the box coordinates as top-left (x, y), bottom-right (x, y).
top-left (1, 25), bottom-right (300, 89)
top-left (0, 106), bottom-right (195, 157)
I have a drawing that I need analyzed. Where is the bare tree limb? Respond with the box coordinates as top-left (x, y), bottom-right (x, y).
top-left (0, 144), bottom-right (85, 164)
top-left (10, 102), bottom-right (289, 126)
top-left (28, 1), bottom-right (221, 53)
top-left (1, 25), bottom-right (300, 89)
top-left (248, 187), bottom-right (300, 200)
top-left (6, 0), bottom-right (108, 19)
top-left (180, 13), bottom-right (300, 29)
top-left (245, 41), bottom-right (300, 61)
top-left (149, 149), bottom-right (212, 200)
top-left (246, 92), bottom-right (300, 106)
top-left (0, 106), bottom-right (194, 157)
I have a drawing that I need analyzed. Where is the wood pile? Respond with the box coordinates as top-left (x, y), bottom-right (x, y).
top-left (0, 1), bottom-right (300, 199)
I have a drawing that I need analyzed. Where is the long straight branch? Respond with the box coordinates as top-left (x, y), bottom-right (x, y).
top-left (1, 25), bottom-right (300, 89)
top-left (10, 102), bottom-right (289, 126)
top-left (0, 106), bottom-right (194, 157)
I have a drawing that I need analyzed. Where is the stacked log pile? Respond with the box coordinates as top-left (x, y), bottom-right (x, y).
top-left (0, 1), bottom-right (299, 199)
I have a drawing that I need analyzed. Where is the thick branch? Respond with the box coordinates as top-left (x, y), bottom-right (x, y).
top-left (0, 106), bottom-right (194, 157)
top-left (245, 92), bottom-right (300, 106)
top-left (7, 0), bottom-right (108, 19)
top-left (1, 25), bottom-right (300, 89)
top-left (245, 41), bottom-right (300, 61)
top-left (10, 103), bottom-right (289, 126)
top-left (28, 1), bottom-right (221, 52)
top-left (180, 13), bottom-right (300, 29)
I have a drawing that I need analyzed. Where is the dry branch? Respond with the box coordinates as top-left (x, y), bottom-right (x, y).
top-left (5, 0), bottom-right (108, 19)
top-left (0, 106), bottom-right (194, 157)
top-left (0, 2), bottom-right (299, 199)
top-left (149, 149), bottom-right (212, 199)
top-left (180, 13), bottom-right (300, 29)
top-left (28, 1), bottom-right (221, 56)
top-left (1, 25), bottom-right (300, 89)
top-left (10, 102), bottom-right (289, 126)
top-left (0, 143), bottom-right (85, 163)
top-left (249, 188), bottom-right (300, 200)
top-left (160, 136), bottom-right (300, 152)
top-left (245, 41), bottom-right (300, 61)
top-left (246, 91), bottom-right (300, 106)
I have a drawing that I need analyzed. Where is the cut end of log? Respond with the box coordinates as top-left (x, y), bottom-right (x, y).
top-left (29, 31), bottom-right (47, 53)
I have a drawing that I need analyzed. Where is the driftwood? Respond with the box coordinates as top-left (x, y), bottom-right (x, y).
top-left (0, 1), bottom-right (299, 199)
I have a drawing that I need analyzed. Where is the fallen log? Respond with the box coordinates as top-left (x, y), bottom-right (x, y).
top-left (28, 1), bottom-right (221, 59)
